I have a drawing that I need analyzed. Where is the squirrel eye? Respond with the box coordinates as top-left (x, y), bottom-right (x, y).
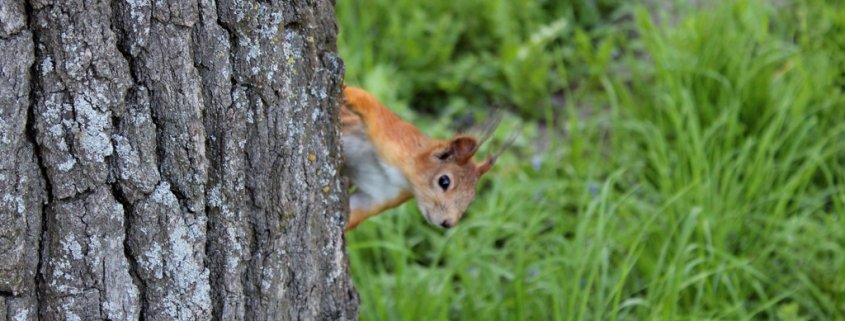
top-left (438, 175), bottom-right (451, 191)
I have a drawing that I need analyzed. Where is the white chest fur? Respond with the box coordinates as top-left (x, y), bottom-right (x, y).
top-left (341, 133), bottom-right (410, 211)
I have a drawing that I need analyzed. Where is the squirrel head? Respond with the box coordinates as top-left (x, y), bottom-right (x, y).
top-left (409, 134), bottom-right (506, 229)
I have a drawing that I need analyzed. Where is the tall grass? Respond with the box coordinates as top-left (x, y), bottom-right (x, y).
top-left (339, 0), bottom-right (845, 320)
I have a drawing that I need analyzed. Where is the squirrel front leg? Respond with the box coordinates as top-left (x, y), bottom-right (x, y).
top-left (346, 191), bottom-right (412, 230)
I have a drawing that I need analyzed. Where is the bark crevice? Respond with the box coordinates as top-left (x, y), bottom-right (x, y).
top-left (110, 182), bottom-right (148, 320)
top-left (26, 10), bottom-right (50, 318)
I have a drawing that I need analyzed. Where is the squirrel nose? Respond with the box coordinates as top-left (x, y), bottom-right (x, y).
top-left (440, 220), bottom-right (454, 229)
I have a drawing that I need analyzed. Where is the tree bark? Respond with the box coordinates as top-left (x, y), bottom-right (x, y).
top-left (0, 0), bottom-right (358, 320)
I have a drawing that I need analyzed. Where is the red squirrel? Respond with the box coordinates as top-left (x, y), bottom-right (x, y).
top-left (340, 86), bottom-right (509, 231)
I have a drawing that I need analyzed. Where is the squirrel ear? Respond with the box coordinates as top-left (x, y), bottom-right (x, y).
top-left (450, 136), bottom-right (478, 164)
top-left (434, 136), bottom-right (478, 163)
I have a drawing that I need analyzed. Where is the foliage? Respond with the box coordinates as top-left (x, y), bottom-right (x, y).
top-left (338, 0), bottom-right (625, 119)
top-left (339, 0), bottom-right (845, 320)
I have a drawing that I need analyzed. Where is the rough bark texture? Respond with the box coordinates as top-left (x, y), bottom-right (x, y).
top-left (0, 0), bottom-right (358, 320)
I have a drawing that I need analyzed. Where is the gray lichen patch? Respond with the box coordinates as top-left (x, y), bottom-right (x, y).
top-left (128, 181), bottom-right (211, 320)
top-left (35, 90), bottom-right (116, 199)
top-left (122, 20), bottom-right (209, 213)
top-left (31, 0), bottom-right (132, 200)
top-left (0, 0), bottom-right (27, 38)
top-left (0, 16), bottom-right (44, 298)
top-left (113, 0), bottom-right (152, 56)
top-left (3, 294), bottom-right (38, 321)
top-left (39, 187), bottom-right (140, 320)
top-left (113, 86), bottom-right (161, 203)
top-left (70, 94), bottom-right (114, 163)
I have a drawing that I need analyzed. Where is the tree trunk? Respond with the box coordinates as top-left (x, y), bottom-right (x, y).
top-left (0, 0), bottom-right (358, 320)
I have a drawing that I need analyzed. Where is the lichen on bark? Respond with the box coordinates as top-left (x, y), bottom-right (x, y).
top-left (1, 0), bottom-right (358, 320)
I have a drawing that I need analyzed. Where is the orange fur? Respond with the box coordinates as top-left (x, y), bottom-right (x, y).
top-left (342, 87), bottom-right (430, 168)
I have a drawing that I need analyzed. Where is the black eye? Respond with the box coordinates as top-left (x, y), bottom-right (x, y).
top-left (437, 175), bottom-right (451, 191)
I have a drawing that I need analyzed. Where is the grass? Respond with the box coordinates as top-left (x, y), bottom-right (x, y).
top-left (338, 0), bottom-right (845, 320)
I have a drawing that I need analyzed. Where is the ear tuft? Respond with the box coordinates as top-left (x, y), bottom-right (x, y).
top-left (476, 130), bottom-right (518, 175)
top-left (477, 157), bottom-right (495, 175)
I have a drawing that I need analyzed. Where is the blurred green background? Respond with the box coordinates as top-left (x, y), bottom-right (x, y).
top-left (338, 0), bottom-right (845, 320)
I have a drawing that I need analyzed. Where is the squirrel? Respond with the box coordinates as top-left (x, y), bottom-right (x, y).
top-left (340, 86), bottom-right (511, 231)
